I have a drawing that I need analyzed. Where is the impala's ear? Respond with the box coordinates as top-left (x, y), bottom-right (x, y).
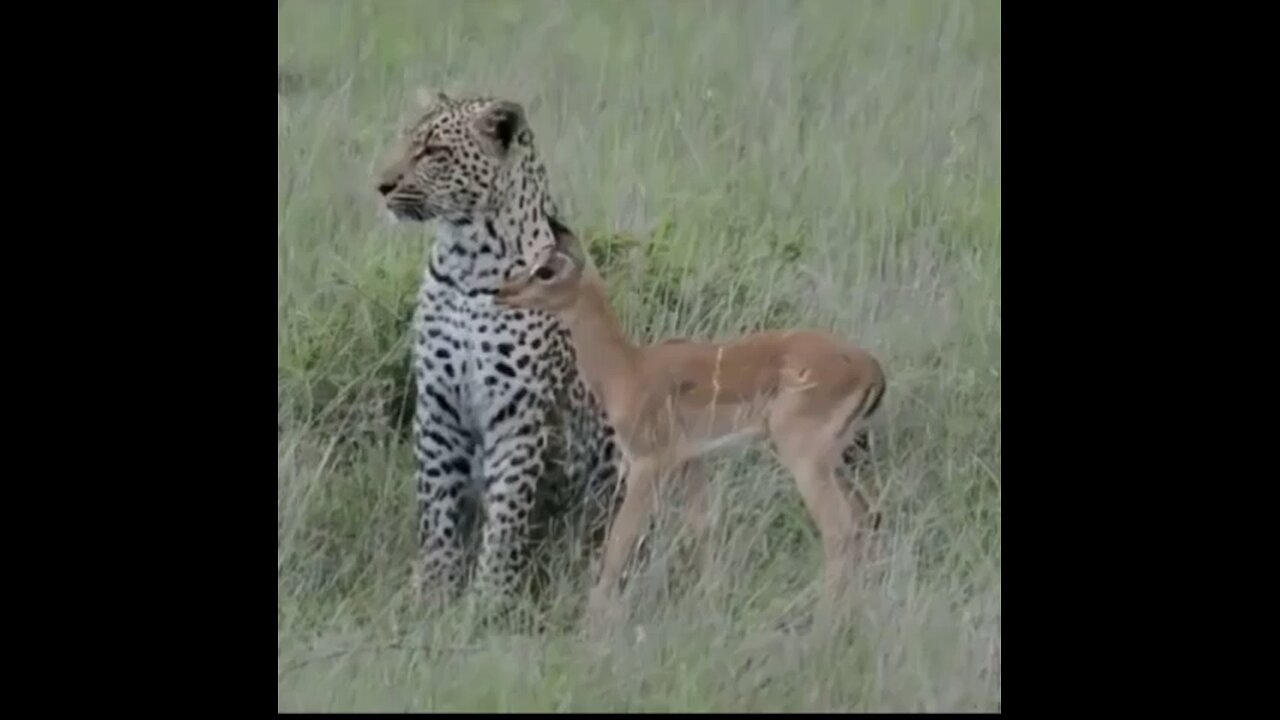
top-left (526, 247), bottom-right (577, 286)
top-left (474, 99), bottom-right (527, 156)
top-left (523, 246), bottom-right (554, 276)
top-left (546, 215), bottom-right (585, 270)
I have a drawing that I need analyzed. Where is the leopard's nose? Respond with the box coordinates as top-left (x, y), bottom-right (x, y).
top-left (377, 180), bottom-right (397, 196)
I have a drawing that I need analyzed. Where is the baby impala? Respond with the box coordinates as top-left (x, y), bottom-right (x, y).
top-left (496, 225), bottom-right (887, 624)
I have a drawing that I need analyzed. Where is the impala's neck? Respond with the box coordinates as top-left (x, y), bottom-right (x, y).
top-left (560, 269), bottom-right (640, 411)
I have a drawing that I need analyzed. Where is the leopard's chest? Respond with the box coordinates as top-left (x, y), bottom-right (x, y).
top-left (415, 288), bottom-right (572, 425)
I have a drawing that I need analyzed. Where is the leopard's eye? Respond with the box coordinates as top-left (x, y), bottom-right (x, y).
top-left (415, 144), bottom-right (448, 160)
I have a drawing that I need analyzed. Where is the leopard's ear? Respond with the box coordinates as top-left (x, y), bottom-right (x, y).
top-left (415, 87), bottom-right (452, 110)
top-left (473, 99), bottom-right (527, 156)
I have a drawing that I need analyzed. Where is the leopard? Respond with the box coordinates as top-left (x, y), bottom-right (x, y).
top-left (375, 92), bottom-right (627, 604)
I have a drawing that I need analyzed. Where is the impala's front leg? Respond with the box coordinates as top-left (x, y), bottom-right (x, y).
top-left (672, 459), bottom-right (712, 571)
top-left (588, 455), bottom-right (664, 627)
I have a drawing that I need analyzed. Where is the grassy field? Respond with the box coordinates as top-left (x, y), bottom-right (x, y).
top-left (277, 0), bottom-right (1000, 711)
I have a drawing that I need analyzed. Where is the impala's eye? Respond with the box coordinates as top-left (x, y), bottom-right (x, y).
top-left (534, 266), bottom-right (556, 281)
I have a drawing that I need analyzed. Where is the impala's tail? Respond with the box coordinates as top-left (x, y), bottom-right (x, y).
top-left (834, 363), bottom-right (886, 530)
top-left (834, 360), bottom-right (886, 443)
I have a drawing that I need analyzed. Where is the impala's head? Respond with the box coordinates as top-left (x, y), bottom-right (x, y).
top-left (496, 220), bottom-right (588, 312)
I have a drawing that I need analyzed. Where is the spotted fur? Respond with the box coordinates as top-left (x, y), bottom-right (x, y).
top-left (376, 93), bottom-right (625, 601)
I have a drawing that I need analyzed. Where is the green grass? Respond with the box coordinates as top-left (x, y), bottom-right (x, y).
top-left (278, 0), bottom-right (1000, 711)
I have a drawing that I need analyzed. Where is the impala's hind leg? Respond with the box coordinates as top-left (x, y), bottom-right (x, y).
top-left (772, 423), bottom-right (860, 622)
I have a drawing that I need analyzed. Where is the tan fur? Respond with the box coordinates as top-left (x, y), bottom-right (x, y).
top-left (496, 228), bottom-right (887, 626)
